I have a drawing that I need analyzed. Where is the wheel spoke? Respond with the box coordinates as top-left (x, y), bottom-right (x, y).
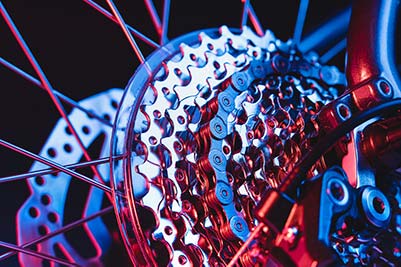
top-left (83, 0), bottom-right (159, 48)
top-left (105, 0), bottom-right (147, 65)
top-left (241, 0), bottom-right (250, 29)
top-left (144, 0), bottom-right (162, 36)
top-left (0, 206), bottom-right (113, 261)
top-left (161, 0), bottom-right (170, 44)
top-left (0, 57), bottom-right (113, 127)
top-left (0, 2), bottom-right (108, 186)
top-left (319, 38), bottom-right (347, 64)
top-left (0, 241), bottom-right (79, 266)
top-left (0, 139), bottom-right (112, 194)
top-left (293, 0), bottom-right (309, 47)
top-left (0, 156), bottom-right (125, 184)
top-left (247, 3), bottom-right (264, 36)
top-left (299, 6), bottom-right (351, 53)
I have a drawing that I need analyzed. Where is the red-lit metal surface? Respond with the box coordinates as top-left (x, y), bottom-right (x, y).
top-left (2, 0), bottom-right (401, 266)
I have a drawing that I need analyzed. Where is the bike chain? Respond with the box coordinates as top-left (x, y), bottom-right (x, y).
top-left (130, 26), bottom-right (345, 266)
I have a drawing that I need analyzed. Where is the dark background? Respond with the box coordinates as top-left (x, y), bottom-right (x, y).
top-left (0, 0), bottom-right (368, 266)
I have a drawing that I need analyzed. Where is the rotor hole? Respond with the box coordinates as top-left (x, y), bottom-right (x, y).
top-left (41, 195), bottom-right (51, 206)
top-left (207, 43), bottom-right (214, 50)
top-left (48, 212), bottom-right (58, 223)
top-left (38, 225), bottom-right (49, 236)
top-left (35, 176), bottom-right (45, 186)
top-left (47, 148), bottom-right (56, 158)
top-left (29, 207), bottom-right (39, 218)
top-left (373, 197), bottom-right (385, 214)
top-left (63, 143), bottom-right (72, 153)
top-left (111, 99), bottom-right (119, 109)
top-left (82, 125), bottom-right (90, 135)
top-left (253, 51), bottom-right (258, 57)
top-left (65, 126), bottom-right (72, 135)
top-left (190, 53), bottom-right (196, 61)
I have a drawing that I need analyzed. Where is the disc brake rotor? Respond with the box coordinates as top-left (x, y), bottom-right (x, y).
top-left (17, 89), bottom-right (123, 266)
top-left (111, 26), bottom-right (346, 266)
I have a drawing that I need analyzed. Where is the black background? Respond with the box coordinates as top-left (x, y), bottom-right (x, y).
top-left (0, 0), bottom-right (380, 266)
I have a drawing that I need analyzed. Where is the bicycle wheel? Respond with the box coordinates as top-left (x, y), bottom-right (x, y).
top-left (1, 1), bottom-right (353, 266)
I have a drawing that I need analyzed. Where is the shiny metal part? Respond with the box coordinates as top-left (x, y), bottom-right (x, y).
top-left (17, 89), bottom-right (123, 266)
top-left (111, 25), bottom-right (345, 266)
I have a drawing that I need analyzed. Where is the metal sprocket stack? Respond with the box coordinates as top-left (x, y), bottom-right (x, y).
top-left (111, 26), bottom-right (346, 266)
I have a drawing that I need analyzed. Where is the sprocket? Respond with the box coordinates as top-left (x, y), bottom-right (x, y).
top-left (111, 25), bottom-right (346, 266)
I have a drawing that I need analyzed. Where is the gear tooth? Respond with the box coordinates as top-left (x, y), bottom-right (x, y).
top-left (179, 43), bottom-right (190, 53)
top-left (219, 25), bottom-right (230, 35)
top-left (264, 29), bottom-right (275, 39)
top-left (242, 25), bottom-right (251, 34)
top-left (263, 29), bottom-right (276, 47)
top-left (198, 32), bottom-right (208, 43)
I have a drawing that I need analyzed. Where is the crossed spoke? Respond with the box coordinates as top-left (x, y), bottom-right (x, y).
top-left (0, 206), bottom-right (113, 262)
top-left (0, 1), bottom-right (108, 187)
top-left (0, 57), bottom-right (113, 127)
top-left (0, 0), bottom-right (353, 266)
top-left (0, 139), bottom-right (112, 194)
top-left (241, 0), bottom-right (264, 35)
top-left (0, 155), bottom-right (124, 184)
